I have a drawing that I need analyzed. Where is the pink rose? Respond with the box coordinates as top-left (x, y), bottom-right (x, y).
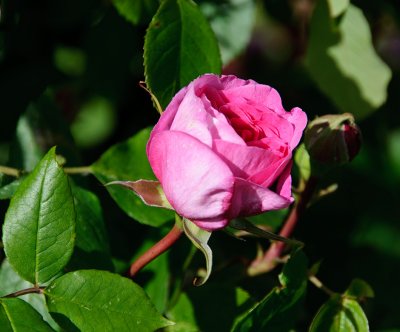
top-left (147, 74), bottom-right (307, 231)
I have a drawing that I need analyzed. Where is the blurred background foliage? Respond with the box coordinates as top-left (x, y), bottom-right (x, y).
top-left (0, 0), bottom-right (400, 330)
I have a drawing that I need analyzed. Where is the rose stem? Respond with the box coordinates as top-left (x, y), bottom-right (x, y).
top-left (129, 223), bottom-right (183, 277)
top-left (257, 176), bottom-right (318, 270)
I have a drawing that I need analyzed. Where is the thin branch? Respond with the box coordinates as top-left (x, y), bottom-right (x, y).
top-left (63, 166), bottom-right (93, 175)
top-left (249, 176), bottom-right (318, 275)
top-left (129, 223), bottom-right (184, 277)
top-left (308, 275), bottom-right (336, 297)
top-left (0, 166), bottom-right (23, 177)
top-left (3, 286), bottom-right (45, 298)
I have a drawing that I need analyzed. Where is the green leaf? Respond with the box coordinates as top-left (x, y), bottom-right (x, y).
top-left (294, 143), bottom-right (311, 183)
top-left (309, 296), bottom-right (369, 332)
top-left (305, 0), bottom-right (392, 119)
top-left (345, 278), bottom-right (374, 299)
top-left (232, 250), bottom-right (308, 332)
top-left (182, 218), bottom-right (213, 286)
top-left (200, 0), bottom-right (255, 65)
top-left (0, 260), bottom-right (61, 331)
top-left (0, 298), bottom-right (54, 332)
top-left (3, 147), bottom-right (76, 284)
top-left (144, 0), bottom-right (222, 109)
top-left (327, 0), bottom-right (349, 17)
top-left (67, 184), bottom-right (113, 271)
top-left (0, 177), bottom-right (24, 200)
top-left (92, 127), bottom-right (174, 227)
top-left (45, 270), bottom-right (172, 331)
top-left (112, 0), bottom-right (159, 25)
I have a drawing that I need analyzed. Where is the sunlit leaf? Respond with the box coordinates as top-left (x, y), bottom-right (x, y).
top-left (200, 0), bottom-right (255, 64)
top-left (305, 0), bottom-right (392, 119)
top-left (3, 147), bottom-right (76, 284)
top-left (144, 0), bottom-right (221, 108)
top-left (45, 270), bottom-right (172, 331)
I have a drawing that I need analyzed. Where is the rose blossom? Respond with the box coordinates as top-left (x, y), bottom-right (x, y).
top-left (147, 74), bottom-right (307, 231)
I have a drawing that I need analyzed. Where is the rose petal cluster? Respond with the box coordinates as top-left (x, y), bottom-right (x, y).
top-left (147, 74), bottom-right (307, 231)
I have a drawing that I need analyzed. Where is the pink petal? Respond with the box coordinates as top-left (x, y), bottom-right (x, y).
top-left (285, 107), bottom-right (308, 149)
top-left (213, 139), bottom-right (290, 186)
top-left (275, 161), bottom-right (293, 199)
top-left (229, 178), bottom-right (293, 218)
top-left (147, 131), bottom-right (235, 221)
top-left (191, 217), bottom-right (230, 231)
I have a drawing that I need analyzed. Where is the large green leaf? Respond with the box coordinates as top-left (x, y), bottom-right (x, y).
top-left (309, 296), bottom-right (369, 332)
top-left (45, 270), bottom-right (172, 331)
top-left (3, 147), bottom-right (76, 284)
top-left (144, 0), bottom-right (222, 109)
top-left (200, 0), bottom-right (255, 65)
top-left (112, 0), bottom-right (159, 25)
top-left (0, 260), bottom-right (61, 331)
top-left (0, 298), bottom-right (54, 332)
top-left (305, 0), bottom-right (391, 119)
top-left (67, 184), bottom-right (113, 271)
top-left (231, 250), bottom-right (308, 332)
top-left (92, 127), bottom-right (174, 227)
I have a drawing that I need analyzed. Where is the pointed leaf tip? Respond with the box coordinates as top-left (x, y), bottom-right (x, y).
top-left (106, 180), bottom-right (173, 210)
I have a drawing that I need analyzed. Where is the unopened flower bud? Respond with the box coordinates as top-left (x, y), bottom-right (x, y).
top-left (305, 113), bottom-right (361, 165)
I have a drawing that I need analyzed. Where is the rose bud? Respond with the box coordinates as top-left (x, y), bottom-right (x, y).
top-left (138, 74), bottom-right (307, 231)
top-left (304, 113), bottom-right (361, 165)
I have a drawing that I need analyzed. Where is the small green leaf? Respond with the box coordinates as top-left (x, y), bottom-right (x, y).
top-left (232, 250), bottom-right (308, 332)
top-left (305, 0), bottom-right (392, 119)
top-left (112, 0), bottom-right (159, 25)
top-left (309, 296), bottom-right (370, 332)
top-left (144, 0), bottom-right (222, 108)
top-left (200, 0), bottom-right (255, 64)
top-left (182, 218), bottom-right (213, 286)
top-left (0, 298), bottom-right (54, 332)
top-left (327, 0), bottom-right (349, 17)
top-left (3, 147), bottom-right (76, 284)
top-left (92, 127), bottom-right (174, 227)
top-left (345, 278), bottom-right (374, 299)
top-left (45, 270), bottom-right (172, 332)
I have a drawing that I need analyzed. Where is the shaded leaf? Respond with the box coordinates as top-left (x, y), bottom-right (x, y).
top-left (45, 270), bottom-right (172, 332)
top-left (67, 184), bottom-right (113, 271)
top-left (0, 298), bottom-right (54, 332)
top-left (92, 127), bottom-right (174, 227)
top-left (305, 0), bottom-right (391, 119)
top-left (309, 295), bottom-right (369, 332)
top-left (232, 250), bottom-right (308, 332)
top-left (3, 147), bottom-right (76, 284)
top-left (144, 0), bottom-right (221, 108)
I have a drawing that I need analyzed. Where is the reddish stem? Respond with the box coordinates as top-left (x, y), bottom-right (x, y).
top-left (250, 176), bottom-right (318, 274)
top-left (130, 224), bottom-right (183, 277)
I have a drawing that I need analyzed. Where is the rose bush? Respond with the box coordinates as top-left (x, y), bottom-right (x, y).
top-left (147, 74), bottom-right (307, 231)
